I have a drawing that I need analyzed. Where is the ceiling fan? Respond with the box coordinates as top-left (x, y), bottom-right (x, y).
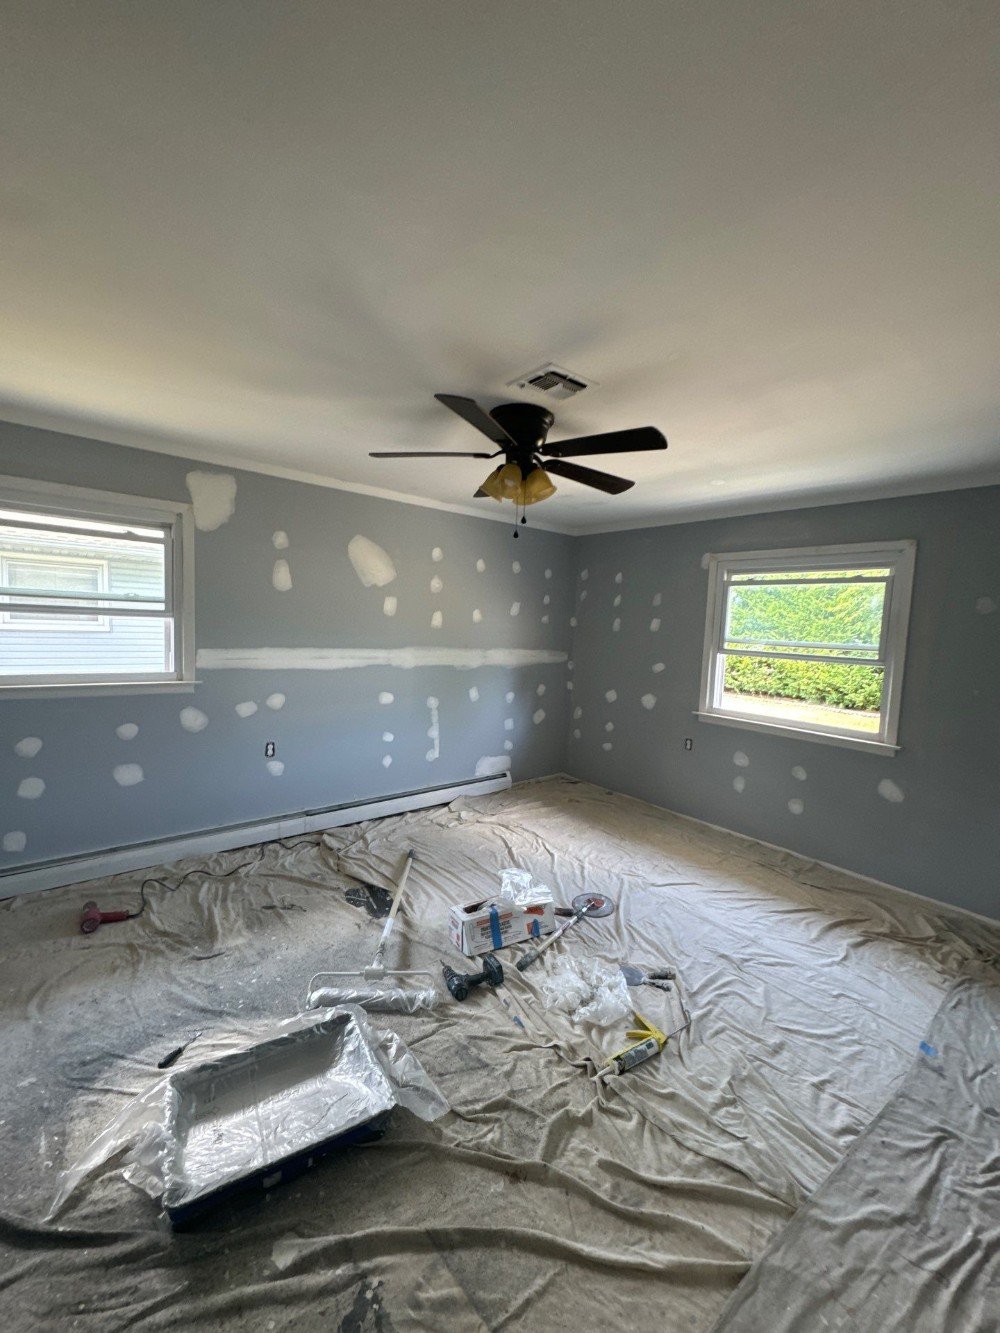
top-left (370, 395), bottom-right (667, 534)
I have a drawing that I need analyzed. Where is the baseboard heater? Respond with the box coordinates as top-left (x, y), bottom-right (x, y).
top-left (0, 770), bottom-right (511, 899)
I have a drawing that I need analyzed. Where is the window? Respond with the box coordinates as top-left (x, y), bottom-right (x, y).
top-left (699, 542), bottom-right (915, 753)
top-left (0, 477), bottom-right (194, 693)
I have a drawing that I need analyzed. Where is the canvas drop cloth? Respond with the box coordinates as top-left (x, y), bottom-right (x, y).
top-left (1, 777), bottom-right (997, 1331)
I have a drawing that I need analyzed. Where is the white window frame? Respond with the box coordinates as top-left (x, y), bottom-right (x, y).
top-left (1, 551), bottom-right (111, 631)
top-left (697, 540), bottom-right (916, 756)
top-left (0, 475), bottom-right (196, 697)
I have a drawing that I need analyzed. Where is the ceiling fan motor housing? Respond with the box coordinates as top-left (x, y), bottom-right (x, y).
top-left (489, 402), bottom-right (555, 456)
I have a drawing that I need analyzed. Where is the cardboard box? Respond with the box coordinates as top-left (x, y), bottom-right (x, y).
top-left (449, 896), bottom-right (556, 957)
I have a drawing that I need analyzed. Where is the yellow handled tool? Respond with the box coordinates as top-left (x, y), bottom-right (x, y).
top-left (593, 1011), bottom-right (668, 1079)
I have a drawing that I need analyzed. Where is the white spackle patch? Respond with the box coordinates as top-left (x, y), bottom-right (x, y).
top-left (615, 572), bottom-right (623, 584)
top-left (605, 689), bottom-right (618, 703)
top-left (505, 691), bottom-right (515, 703)
top-left (476, 558), bottom-right (486, 573)
top-left (975, 596), bottom-right (997, 615)
top-left (378, 691), bottom-right (394, 705)
top-left (541, 614), bottom-right (550, 624)
top-left (468, 687), bottom-right (479, 702)
top-left (347, 535), bottom-right (397, 588)
top-left (381, 755), bottom-right (393, 768)
top-left (641, 693), bottom-right (657, 709)
top-left (579, 589), bottom-right (588, 601)
top-left (566, 680), bottom-right (574, 690)
top-left (510, 601), bottom-right (521, 617)
top-left (602, 741), bottom-right (613, 752)
top-left (472, 608), bottom-right (483, 623)
top-left (533, 709), bottom-right (546, 725)
top-left (504, 717), bottom-right (514, 731)
top-left (430, 575), bottom-right (443, 594)
top-left (383, 596), bottom-right (398, 617)
top-left (543, 594), bottom-right (551, 605)
top-left (792, 765), bottom-right (807, 781)
top-left (536, 684), bottom-right (546, 696)
top-left (186, 471), bottom-right (237, 531)
top-left (652, 662), bottom-right (665, 673)
top-left (14, 737), bottom-right (43, 759)
top-left (272, 531), bottom-right (289, 550)
top-left (572, 728), bottom-right (581, 740)
top-left (652, 593), bottom-right (662, 607)
top-left (382, 731), bottom-right (394, 742)
top-left (573, 706), bottom-right (583, 720)
top-left (701, 553), bottom-right (711, 570)
top-left (612, 618), bottom-right (621, 632)
top-left (504, 739), bottom-right (514, 752)
top-left (266, 759), bottom-right (285, 777)
top-left (545, 568), bottom-right (553, 581)
top-left (431, 610), bottom-right (443, 629)
top-left (2, 831), bottom-right (27, 852)
top-left (788, 798), bottom-right (804, 815)
top-left (235, 701), bottom-right (258, 718)
top-left (605, 722), bottom-right (614, 733)
top-left (570, 617), bottom-right (577, 627)
top-left (272, 559), bottom-right (293, 592)
top-left (613, 594), bottom-right (621, 607)
top-left (878, 778), bottom-right (905, 803)
top-left (733, 775), bottom-right (746, 793)
top-left (580, 569), bottom-right (589, 581)
top-left (266, 692), bottom-right (286, 710)
top-left (432, 547), bottom-right (444, 563)
top-left (425, 696), bottom-right (440, 761)
top-left (17, 777), bottom-right (45, 800)
top-left (512, 561), bottom-right (521, 574)
top-left (113, 764), bottom-right (144, 787)
top-left (650, 618), bottom-right (661, 632)
top-left (116, 723), bottom-right (139, 740)
top-left (733, 751), bottom-right (750, 767)
top-left (180, 707), bottom-right (209, 732)
top-left (476, 755), bottom-right (509, 777)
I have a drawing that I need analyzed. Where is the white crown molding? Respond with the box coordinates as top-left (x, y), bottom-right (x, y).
top-left (0, 405), bottom-right (574, 534)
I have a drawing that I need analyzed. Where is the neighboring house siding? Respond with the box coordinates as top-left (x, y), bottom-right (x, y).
top-left (0, 533), bottom-right (167, 675)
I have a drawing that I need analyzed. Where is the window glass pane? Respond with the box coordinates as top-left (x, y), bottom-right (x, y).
top-left (0, 615), bottom-right (174, 677)
top-left (724, 573), bottom-right (886, 660)
top-left (0, 507), bottom-right (173, 678)
top-left (719, 655), bottom-right (884, 734)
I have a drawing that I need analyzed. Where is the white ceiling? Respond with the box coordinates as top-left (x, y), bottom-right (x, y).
top-left (1, 1), bottom-right (998, 533)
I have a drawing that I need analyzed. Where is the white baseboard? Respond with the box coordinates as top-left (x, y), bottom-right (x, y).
top-left (0, 771), bottom-right (511, 898)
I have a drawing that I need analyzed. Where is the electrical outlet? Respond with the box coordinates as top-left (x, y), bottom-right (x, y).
top-left (684, 738), bottom-right (693, 751)
top-left (265, 742), bottom-right (276, 758)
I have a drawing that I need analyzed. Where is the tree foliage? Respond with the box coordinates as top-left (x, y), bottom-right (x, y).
top-left (725, 575), bottom-right (885, 712)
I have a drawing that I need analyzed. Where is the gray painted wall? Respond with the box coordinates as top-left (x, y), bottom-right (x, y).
top-left (567, 487), bottom-right (1000, 919)
top-left (0, 421), bottom-right (574, 867)
top-left (2, 419), bottom-right (997, 921)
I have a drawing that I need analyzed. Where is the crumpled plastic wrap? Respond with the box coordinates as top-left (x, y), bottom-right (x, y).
top-left (537, 957), bottom-right (632, 1027)
top-left (45, 1006), bottom-right (447, 1224)
top-left (306, 982), bottom-right (439, 1013)
top-left (498, 867), bottom-right (553, 907)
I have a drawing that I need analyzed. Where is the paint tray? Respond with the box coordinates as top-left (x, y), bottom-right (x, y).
top-left (160, 1010), bottom-right (396, 1224)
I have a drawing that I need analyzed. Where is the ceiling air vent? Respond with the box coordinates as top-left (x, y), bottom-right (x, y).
top-left (507, 362), bottom-right (594, 400)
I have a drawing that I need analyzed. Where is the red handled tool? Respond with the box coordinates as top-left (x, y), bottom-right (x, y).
top-left (80, 901), bottom-right (134, 934)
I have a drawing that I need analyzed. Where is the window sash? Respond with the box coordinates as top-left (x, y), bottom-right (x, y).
top-left (0, 477), bottom-right (193, 690)
top-left (699, 541), bottom-right (915, 750)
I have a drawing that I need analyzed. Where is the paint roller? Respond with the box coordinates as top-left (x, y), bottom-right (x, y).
top-left (307, 849), bottom-right (440, 1013)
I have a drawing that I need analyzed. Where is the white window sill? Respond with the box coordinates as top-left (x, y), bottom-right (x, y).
top-left (694, 710), bottom-right (900, 756)
top-left (0, 680), bottom-right (200, 700)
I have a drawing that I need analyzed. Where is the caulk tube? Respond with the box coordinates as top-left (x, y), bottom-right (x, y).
top-left (594, 1035), bottom-right (661, 1079)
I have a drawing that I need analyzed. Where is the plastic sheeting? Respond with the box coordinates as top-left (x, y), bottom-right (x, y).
top-left (46, 1006), bottom-right (446, 1223)
top-left (1, 777), bottom-right (998, 1330)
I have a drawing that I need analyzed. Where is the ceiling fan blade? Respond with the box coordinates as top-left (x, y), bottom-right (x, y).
top-left (543, 426), bottom-right (667, 458)
top-left (369, 450), bottom-right (498, 458)
top-left (544, 459), bottom-right (635, 494)
top-left (435, 394), bottom-right (518, 447)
